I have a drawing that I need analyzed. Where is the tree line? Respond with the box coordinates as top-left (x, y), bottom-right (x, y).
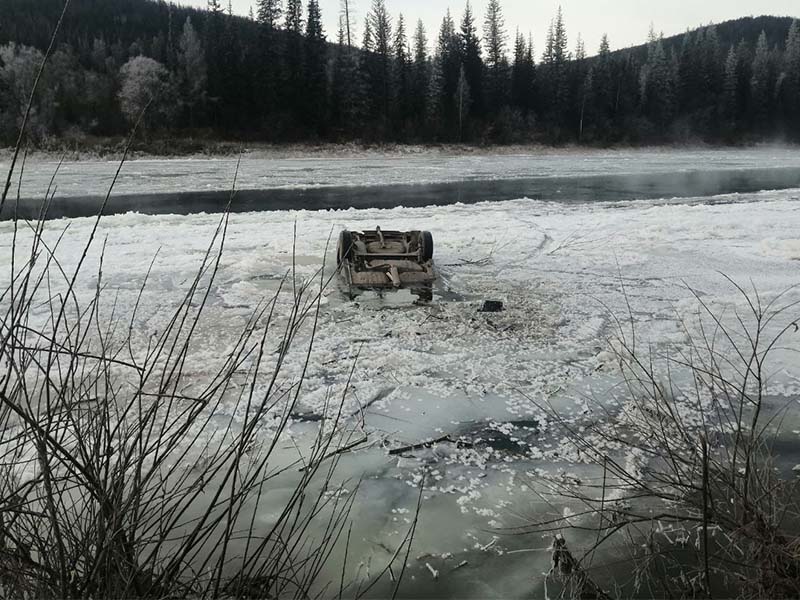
top-left (0, 0), bottom-right (799, 146)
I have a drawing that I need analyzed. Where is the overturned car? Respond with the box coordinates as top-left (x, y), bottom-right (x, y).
top-left (337, 227), bottom-right (436, 301)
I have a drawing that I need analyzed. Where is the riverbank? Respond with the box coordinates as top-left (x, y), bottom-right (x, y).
top-left (2, 137), bottom-right (796, 162)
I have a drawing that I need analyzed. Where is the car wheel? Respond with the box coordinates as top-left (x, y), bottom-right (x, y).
top-left (420, 231), bottom-right (434, 261)
top-left (337, 230), bottom-right (353, 266)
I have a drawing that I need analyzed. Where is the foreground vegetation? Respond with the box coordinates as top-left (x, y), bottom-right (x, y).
top-left (523, 281), bottom-right (800, 599)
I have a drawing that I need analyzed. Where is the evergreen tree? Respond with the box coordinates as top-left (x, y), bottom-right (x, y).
top-left (256, 0), bottom-right (283, 123)
top-left (411, 19), bottom-right (430, 122)
top-left (436, 10), bottom-right (461, 134)
top-left (426, 54), bottom-right (444, 136)
top-left (540, 7), bottom-right (569, 134)
top-left (570, 31), bottom-right (590, 139)
top-left (304, 0), bottom-right (327, 134)
top-left (483, 0), bottom-right (508, 110)
top-left (722, 44), bottom-right (739, 128)
top-left (393, 14), bottom-right (412, 130)
top-left (750, 30), bottom-right (771, 130)
top-left (640, 36), bottom-right (676, 133)
top-left (330, 20), bottom-right (364, 135)
top-left (455, 63), bottom-right (471, 140)
top-left (589, 34), bottom-right (614, 138)
top-left (366, 0), bottom-right (392, 127)
top-left (220, 6), bottom-right (244, 127)
top-left (574, 34), bottom-right (585, 61)
top-left (459, 2), bottom-right (484, 117)
top-left (257, 0), bottom-right (282, 29)
top-left (204, 0), bottom-right (224, 123)
top-left (340, 0), bottom-right (354, 47)
top-left (284, 0), bottom-right (304, 124)
top-left (510, 29), bottom-right (534, 115)
top-left (781, 20), bottom-right (800, 135)
top-left (178, 17), bottom-right (206, 126)
top-left (362, 15), bottom-right (373, 51)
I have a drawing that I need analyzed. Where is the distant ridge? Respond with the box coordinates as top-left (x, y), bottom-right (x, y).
top-left (609, 15), bottom-right (796, 59)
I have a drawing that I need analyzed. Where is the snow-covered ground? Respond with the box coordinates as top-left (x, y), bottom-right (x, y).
top-left (5, 147), bottom-right (800, 198)
top-left (2, 184), bottom-right (799, 597)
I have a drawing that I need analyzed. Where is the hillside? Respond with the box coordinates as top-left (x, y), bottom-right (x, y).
top-left (612, 15), bottom-right (796, 61)
top-left (0, 0), bottom-right (798, 148)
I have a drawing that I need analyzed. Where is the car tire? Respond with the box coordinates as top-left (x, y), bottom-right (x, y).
top-left (338, 230), bottom-right (353, 266)
top-left (420, 231), bottom-right (434, 261)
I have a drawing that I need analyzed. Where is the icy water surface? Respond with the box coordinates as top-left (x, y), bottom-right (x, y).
top-left (3, 148), bottom-right (800, 219)
top-left (2, 150), bottom-right (800, 597)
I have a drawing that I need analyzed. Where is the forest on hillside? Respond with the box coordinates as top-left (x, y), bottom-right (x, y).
top-left (0, 0), bottom-right (799, 147)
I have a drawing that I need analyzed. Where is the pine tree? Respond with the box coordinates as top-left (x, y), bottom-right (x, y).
top-left (257, 0), bottom-right (282, 30)
top-left (304, 0), bottom-right (327, 134)
top-left (750, 30), bottom-right (771, 130)
top-left (411, 19), bottom-right (429, 122)
top-left (436, 10), bottom-right (461, 134)
top-left (723, 45), bottom-right (739, 128)
top-left (284, 0), bottom-right (304, 122)
top-left (204, 0), bottom-right (224, 114)
top-left (255, 0), bottom-right (283, 121)
top-left (178, 16), bottom-right (206, 126)
top-left (285, 0), bottom-right (302, 31)
top-left (459, 2), bottom-right (484, 117)
top-left (540, 6), bottom-right (569, 134)
top-left (366, 0), bottom-right (392, 127)
top-left (552, 7), bottom-right (568, 65)
top-left (426, 54), bottom-right (444, 135)
top-left (589, 33), bottom-right (614, 138)
top-left (455, 63), bottom-right (471, 140)
top-left (219, 5), bottom-right (244, 127)
top-left (362, 15), bottom-right (373, 52)
top-left (640, 36), bottom-right (676, 133)
top-left (331, 20), bottom-right (364, 134)
top-left (483, 0), bottom-right (508, 110)
top-left (393, 14), bottom-right (412, 129)
top-left (574, 34), bottom-right (585, 61)
top-left (511, 29), bottom-right (533, 114)
top-left (340, 0), bottom-right (354, 47)
top-left (782, 20), bottom-right (800, 134)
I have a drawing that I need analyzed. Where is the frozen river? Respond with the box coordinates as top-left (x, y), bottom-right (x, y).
top-left (2, 148), bottom-right (800, 597)
top-left (2, 147), bottom-right (800, 219)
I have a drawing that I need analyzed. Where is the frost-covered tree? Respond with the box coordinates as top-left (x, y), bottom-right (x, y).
top-left (118, 56), bottom-right (176, 127)
top-left (750, 30), bottom-right (771, 128)
top-left (178, 17), bottom-right (207, 124)
top-left (782, 20), bottom-right (800, 127)
top-left (640, 36), bottom-right (676, 132)
top-left (426, 53), bottom-right (444, 132)
top-left (0, 43), bottom-right (57, 139)
top-left (257, 0), bottom-right (282, 29)
top-left (723, 45), bottom-right (739, 126)
top-left (0, 43), bottom-right (43, 119)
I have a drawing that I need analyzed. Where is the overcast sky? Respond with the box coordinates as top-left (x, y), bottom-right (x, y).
top-left (189, 1), bottom-right (798, 56)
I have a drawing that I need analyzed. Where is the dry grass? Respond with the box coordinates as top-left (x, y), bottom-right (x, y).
top-left (516, 280), bottom-right (800, 599)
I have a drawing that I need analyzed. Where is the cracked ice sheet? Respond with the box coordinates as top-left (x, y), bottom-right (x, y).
top-left (2, 190), bottom-right (800, 597)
